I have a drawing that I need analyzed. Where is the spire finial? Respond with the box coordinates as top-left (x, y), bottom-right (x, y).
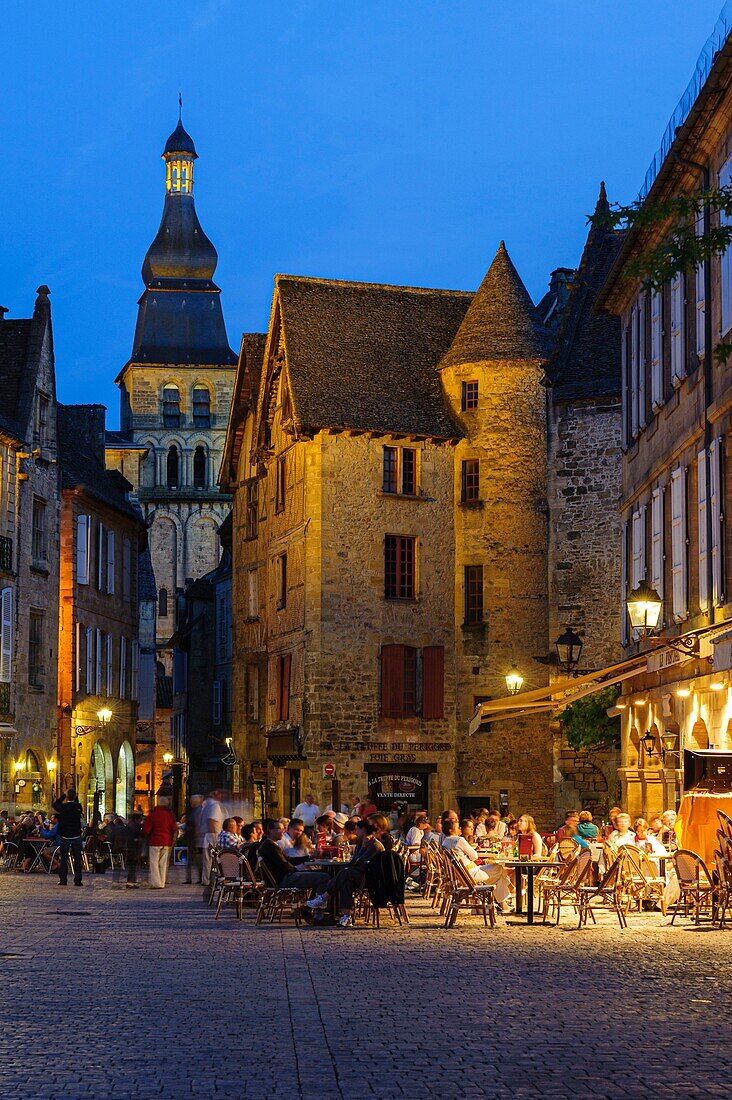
top-left (178, 92), bottom-right (182, 122)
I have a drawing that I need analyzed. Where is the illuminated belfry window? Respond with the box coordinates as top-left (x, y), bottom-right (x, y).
top-left (166, 157), bottom-right (194, 194)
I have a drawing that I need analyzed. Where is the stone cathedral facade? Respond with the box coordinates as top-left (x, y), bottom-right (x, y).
top-left (106, 118), bottom-right (237, 653)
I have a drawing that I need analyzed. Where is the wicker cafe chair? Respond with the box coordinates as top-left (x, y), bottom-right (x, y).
top-left (557, 838), bottom-right (580, 864)
top-left (0, 841), bottom-right (19, 872)
top-left (207, 846), bottom-right (223, 907)
top-left (215, 850), bottom-right (247, 920)
top-left (255, 860), bottom-right (305, 926)
top-left (670, 850), bottom-right (716, 925)
top-left (443, 851), bottom-right (496, 929)
top-left (717, 810), bottom-right (732, 841)
top-left (577, 858), bottom-right (628, 929)
top-left (541, 849), bottom-right (593, 924)
top-left (712, 851), bottom-right (732, 929)
top-left (619, 846), bottom-right (666, 914)
top-left (429, 845), bottom-right (454, 914)
top-left (420, 844), bottom-right (440, 901)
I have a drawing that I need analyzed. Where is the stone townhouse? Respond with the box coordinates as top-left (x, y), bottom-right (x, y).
top-left (597, 19), bottom-right (732, 817)
top-left (57, 404), bottom-right (146, 818)
top-left (221, 246), bottom-right (564, 824)
top-left (0, 287), bottom-right (61, 811)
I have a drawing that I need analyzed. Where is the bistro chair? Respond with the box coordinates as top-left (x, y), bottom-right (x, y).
top-left (557, 838), bottom-right (580, 863)
top-left (0, 841), bottom-right (19, 872)
top-left (207, 846), bottom-right (223, 906)
top-left (214, 850), bottom-right (247, 920)
top-left (542, 849), bottom-right (593, 924)
top-left (442, 851), bottom-right (496, 929)
top-left (670, 850), bottom-right (716, 925)
top-left (712, 851), bottom-right (732, 929)
top-left (619, 846), bottom-right (666, 914)
top-left (256, 860), bottom-right (305, 926)
top-left (716, 810), bottom-right (732, 841)
top-left (577, 858), bottom-right (628, 929)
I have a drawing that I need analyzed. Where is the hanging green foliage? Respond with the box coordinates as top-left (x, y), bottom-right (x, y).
top-left (560, 684), bottom-right (621, 751)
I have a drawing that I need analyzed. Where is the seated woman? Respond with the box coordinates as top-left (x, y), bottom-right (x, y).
top-left (306, 819), bottom-right (385, 928)
top-left (634, 817), bottom-right (667, 867)
top-left (440, 819), bottom-right (514, 913)
top-left (577, 810), bottom-right (599, 841)
top-left (460, 818), bottom-right (475, 844)
top-left (366, 813), bottom-right (396, 851)
top-left (217, 818), bottom-right (243, 852)
top-left (608, 812), bottom-right (639, 850)
top-left (515, 813), bottom-right (544, 855)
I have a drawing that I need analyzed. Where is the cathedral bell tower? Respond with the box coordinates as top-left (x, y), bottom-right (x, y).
top-left (110, 113), bottom-right (237, 650)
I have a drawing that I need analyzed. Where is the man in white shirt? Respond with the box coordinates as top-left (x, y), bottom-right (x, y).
top-left (484, 810), bottom-right (507, 840)
top-left (608, 813), bottom-right (639, 850)
top-left (200, 790), bottom-right (225, 886)
top-left (292, 794), bottom-right (321, 833)
top-left (277, 818), bottom-right (310, 858)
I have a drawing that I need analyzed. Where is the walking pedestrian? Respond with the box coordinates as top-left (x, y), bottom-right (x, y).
top-left (184, 794), bottom-right (204, 884)
top-left (141, 797), bottom-right (178, 888)
top-left (200, 790), bottom-right (225, 886)
top-left (52, 788), bottom-right (85, 887)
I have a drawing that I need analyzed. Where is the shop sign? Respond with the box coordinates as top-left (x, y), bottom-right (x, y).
top-left (646, 648), bottom-right (685, 673)
top-left (330, 741), bottom-right (450, 754)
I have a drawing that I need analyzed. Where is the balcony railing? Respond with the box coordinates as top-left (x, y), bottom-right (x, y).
top-left (0, 536), bottom-right (12, 572)
top-left (639, 2), bottom-right (732, 200)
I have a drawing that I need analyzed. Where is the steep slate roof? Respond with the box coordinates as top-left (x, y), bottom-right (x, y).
top-left (0, 286), bottom-right (54, 441)
top-left (0, 319), bottom-right (31, 421)
top-left (438, 242), bottom-right (550, 369)
top-left (546, 184), bottom-right (624, 402)
top-left (58, 405), bottom-right (140, 520)
top-left (276, 276), bottom-right (471, 439)
top-left (105, 430), bottom-right (147, 449)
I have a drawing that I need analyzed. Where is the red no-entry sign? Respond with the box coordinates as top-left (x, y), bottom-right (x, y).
top-left (323, 762), bottom-right (337, 779)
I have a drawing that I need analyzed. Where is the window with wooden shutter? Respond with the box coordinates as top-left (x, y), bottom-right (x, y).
top-left (671, 467), bottom-right (688, 621)
top-left (696, 211), bottom-right (706, 358)
top-left (77, 514), bottom-right (90, 584)
top-left (106, 633), bottom-right (113, 696)
top-left (247, 664), bottom-right (259, 722)
top-left (275, 454), bottom-right (286, 513)
top-left (721, 157), bottom-right (732, 335)
top-left (96, 522), bottom-right (105, 590)
top-left (621, 319), bottom-right (629, 450)
top-left (630, 305), bottom-right (639, 437)
top-left (631, 506), bottom-right (646, 589)
top-left (246, 480), bottom-right (259, 539)
top-left (277, 553), bottom-right (287, 610)
top-left (119, 636), bottom-right (127, 700)
top-left (213, 679), bottom-right (222, 725)
top-left (380, 644), bottom-right (405, 718)
top-left (422, 645), bottom-right (444, 719)
top-left (75, 621), bottom-right (81, 693)
top-left (650, 290), bottom-right (663, 410)
top-left (670, 273), bottom-right (685, 384)
top-left (698, 449), bottom-right (710, 612)
top-left (621, 519), bottom-right (629, 646)
top-left (122, 538), bottom-right (131, 602)
top-left (638, 294), bottom-right (647, 427)
top-left (651, 488), bottom-right (664, 611)
top-left (710, 437), bottom-right (725, 606)
top-left (0, 587), bottom-right (12, 683)
top-left (247, 569), bottom-right (258, 618)
top-left (106, 530), bottom-right (115, 594)
top-left (277, 653), bottom-right (291, 722)
top-left (95, 627), bottom-right (103, 694)
top-left (85, 627), bottom-right (94, 693)
top-left (131, 641), bottom-right (139, 701)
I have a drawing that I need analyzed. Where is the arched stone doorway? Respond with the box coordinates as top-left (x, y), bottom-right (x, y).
top-left (25, 748), bottom-right (44, 809)
top-left (88, 741), bottom-right (113, 819)
top-left (116, 742), bottom-right (134, 817)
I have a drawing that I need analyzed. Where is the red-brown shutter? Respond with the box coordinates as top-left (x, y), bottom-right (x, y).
top-left (422, 645), bottom-right (444, 719)
top-left (279, 653), bottom-right (291, 721)
top-left (380, 644), bottom-right (405, 718)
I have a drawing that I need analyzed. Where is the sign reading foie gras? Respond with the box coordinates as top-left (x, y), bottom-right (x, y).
top-left (369, 771), bottom-right (427, 808)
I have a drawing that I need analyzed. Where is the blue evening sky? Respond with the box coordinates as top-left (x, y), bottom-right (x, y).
top-left (1, 1), bottom-right (723, 424)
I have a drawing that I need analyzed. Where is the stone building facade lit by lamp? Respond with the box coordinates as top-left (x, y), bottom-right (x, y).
top-left (221, 248), bottom-right (563, 824)
top-left (597, 23), bottom-right (732, 817)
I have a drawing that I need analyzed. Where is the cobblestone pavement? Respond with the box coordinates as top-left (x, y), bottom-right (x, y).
top-left (1, 869), bottom-right (731, 1099)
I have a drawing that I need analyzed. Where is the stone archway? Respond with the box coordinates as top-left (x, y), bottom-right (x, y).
top-left (116, 742), bottom-right (134, 817)
top-left (689, 718), bottom-right (709, 749)
top-left (88, 741), bottom-right (113, 819)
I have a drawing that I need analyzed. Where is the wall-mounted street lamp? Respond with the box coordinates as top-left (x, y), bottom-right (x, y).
top-left (555, 627), bottom-right (583, 676)
top-left (97, 707), bottom-right (113, 726)
top-left (162, 752), bottom-right (174, 765)
top-left (626, 582), bottom-right (704, 658)
top-left (505, 665), bottom-right (524, 695)
top-left (641, 728), bottom-right (680, 764)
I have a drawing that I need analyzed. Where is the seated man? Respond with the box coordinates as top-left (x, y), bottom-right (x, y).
top-left (483, 810), bottom-right (507, 841)
top-left (555, 810), bottom-right (580, 841)
top-left (306, 819), bottom-right (384, 928)
top-left (257, 820), bottom-right (330, 897)
top-left (277, 818), bottom-right (313, 860)
top-left (441, 819), bottom-right (514, 913)
top-left (608, 813), bottom-right (639, 850)
top-left (217, 818), bottom-right (243, 852)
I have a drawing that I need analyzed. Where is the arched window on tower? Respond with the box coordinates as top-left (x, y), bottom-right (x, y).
top-left (193, 446), bottom-right (207, 489)
top-left (158, 588), bottom-right (168, 618)
top-left (162, 384), bottom-right (181, 429)
top-left (192, 385), bottom-right (211, 428)
top-left (167, 446), bottom-right (180, 488)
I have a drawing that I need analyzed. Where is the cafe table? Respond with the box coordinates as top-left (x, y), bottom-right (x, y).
top-left (23, 837), bottom-right (50, 873)
top-left (499, 858), bottom-right (553, 925)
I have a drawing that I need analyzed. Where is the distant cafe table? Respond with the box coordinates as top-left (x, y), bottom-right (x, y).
top-left (501, 858), bottom-right (551, 925)
top-left (24, 837), bottom-right (49, 873)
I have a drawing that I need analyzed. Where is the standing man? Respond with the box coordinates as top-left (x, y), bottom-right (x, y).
top-left (200, 790), bottom-right (225, 886)
top-left (52, 788), bottom-right (85, 887)
top-left (141, 797), bottom-right (178, 888)
top-left (292, 793), bottom-right (321, 838)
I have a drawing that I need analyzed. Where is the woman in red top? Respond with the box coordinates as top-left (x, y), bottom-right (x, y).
top-left (141, 798), bottom-right (179, 889)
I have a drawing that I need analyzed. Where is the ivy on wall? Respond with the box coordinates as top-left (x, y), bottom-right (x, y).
top-left (560, 684), bottom-right (621, 751)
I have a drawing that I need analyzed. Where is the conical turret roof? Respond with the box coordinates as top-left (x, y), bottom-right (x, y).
top-left (439, 241), bottom-right (550, 369)
top-left (163, 120), bottom-right (198, 158)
